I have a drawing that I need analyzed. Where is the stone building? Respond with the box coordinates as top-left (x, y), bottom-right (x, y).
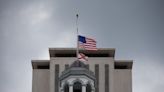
top-left (32, 48), bottom-right (133, 92)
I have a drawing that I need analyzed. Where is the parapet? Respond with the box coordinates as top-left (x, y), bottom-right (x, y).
top-left (114, 60), bottom-right (133, 69)
top-left (32, 60), bottom-right (50, 69)
top-left (49, 48), bottom-right (115, 58)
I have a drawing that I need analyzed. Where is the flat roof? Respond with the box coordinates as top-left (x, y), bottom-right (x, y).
top-left (114, 60), bottom-right (133, 69)
top-left (49, 48), bottom-right (115, 57)
top-left (31, 60), bottom-right (49, 69)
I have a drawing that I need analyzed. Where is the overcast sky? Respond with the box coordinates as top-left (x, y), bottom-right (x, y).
top-left (0, 0), bottom-right (164, 92)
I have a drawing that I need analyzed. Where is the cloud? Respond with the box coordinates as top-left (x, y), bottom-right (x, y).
top-left (0, 0), bottom-right (164, 92)
top-left (19, 2), bottom-right (52, 26)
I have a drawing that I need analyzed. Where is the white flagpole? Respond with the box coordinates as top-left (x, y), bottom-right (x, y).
top-left (76, 14), bottom-right (79, 59)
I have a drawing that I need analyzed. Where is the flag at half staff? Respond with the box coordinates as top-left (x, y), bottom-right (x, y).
top-left (78, 53), bottom-right (88, 62)
top-left (78, 35), bottom-right (97, 50)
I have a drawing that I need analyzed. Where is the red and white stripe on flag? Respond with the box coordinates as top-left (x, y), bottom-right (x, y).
top-left (78, 53), bottom-right (88, 62)
top-left (79, 37), bottom-right (97, 51)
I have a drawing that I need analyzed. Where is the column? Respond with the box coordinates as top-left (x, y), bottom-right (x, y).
top-left (69, 85), bottom-right (73, 92)
top-left (82, 85), bottom-right (86, 92)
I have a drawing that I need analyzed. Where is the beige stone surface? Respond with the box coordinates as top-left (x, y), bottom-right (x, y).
top-left (114, 69), bottom-right (132, 92)
top-left (50, 57), bottom-right (114, 92)
top-left (32, 48), bottom-right (133, 92)
top-left (32, 69), bottom-right (50, 92)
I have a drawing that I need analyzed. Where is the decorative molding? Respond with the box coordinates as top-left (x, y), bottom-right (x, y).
top-left (72, 78), bottom-right (85, 85)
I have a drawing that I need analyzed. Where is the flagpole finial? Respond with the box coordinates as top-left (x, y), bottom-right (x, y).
top-left (76, 14), bottom-right (78, 18)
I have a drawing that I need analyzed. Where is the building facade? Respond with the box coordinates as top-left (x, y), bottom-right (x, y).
top-left (32, 48), bottom-right (133, 92)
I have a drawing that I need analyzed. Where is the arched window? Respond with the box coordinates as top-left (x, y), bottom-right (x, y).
top-left (73, 81), bottom-right (82, 92)
top-left (86, 84), bottom-right (92, 92)
top-left (64, 83), bottom-right (69, 92)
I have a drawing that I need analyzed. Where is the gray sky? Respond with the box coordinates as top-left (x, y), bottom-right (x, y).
top-left (0, 0), bottom-right (164, 92)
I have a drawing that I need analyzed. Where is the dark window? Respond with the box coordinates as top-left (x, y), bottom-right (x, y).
top-left (86, 54), bottom-right (109, 57)
top-left (95, 64), bottom-right (99, 92)
top-left (73, 82), bottom-right (82, 92)
top-left (55, 54), bottom-right (76, 57)
top-left (55, 64), bottom-right (59, 92)
top-left (53, 54), bottom-right (110, 57)
top-left (105, 64), bottom-right (109, 92)
top-left (37, 65), bottom-right (49, 69)
top-left (65, 64), bottom-right (69, 70)
top-left (86, 84), bottom-right (92, 92)
top-left (64, 84), bottom-right (69, 92)
top-left (115, 65), bottom-right (128, 69)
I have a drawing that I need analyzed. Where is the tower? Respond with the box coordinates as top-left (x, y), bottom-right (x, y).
top-left (32, 48), bottom-right (133, 92)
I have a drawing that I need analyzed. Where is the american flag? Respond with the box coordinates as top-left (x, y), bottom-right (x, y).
top-left (78, 35), bottom-right (97, 50)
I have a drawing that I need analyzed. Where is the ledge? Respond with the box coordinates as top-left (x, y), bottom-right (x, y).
top-left (49, 48), bottom-right (115, 57)
top-left (31, 60), bottom-right (50, 69)
top-left (114, 60), bottom-right (133, 69)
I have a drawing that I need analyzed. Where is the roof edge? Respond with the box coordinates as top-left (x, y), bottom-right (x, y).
top-left (49, 48), bottom-right (115, 57)
top-left (31, 60), bottom-right (50, 69)
top-left (114, 60), bottom-right (133, 69)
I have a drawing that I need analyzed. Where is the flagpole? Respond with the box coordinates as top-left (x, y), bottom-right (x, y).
top-left (76, 14), bottom-right (79, 60)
